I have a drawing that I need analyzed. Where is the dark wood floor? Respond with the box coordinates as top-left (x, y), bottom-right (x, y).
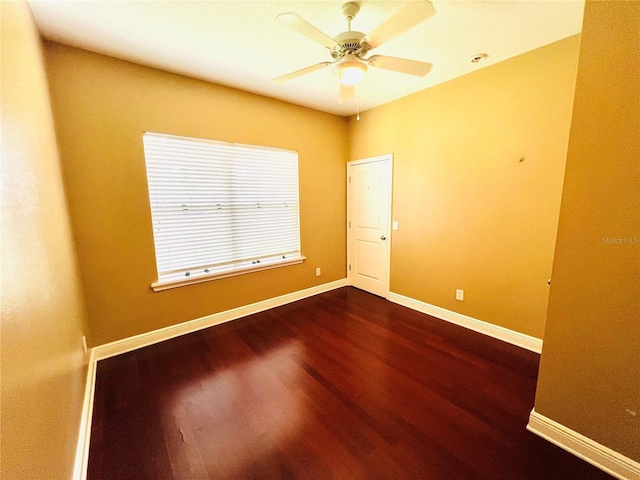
top-left (88, 287), bottom-right (612, 479)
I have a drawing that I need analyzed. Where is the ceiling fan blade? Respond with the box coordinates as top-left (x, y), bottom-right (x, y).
top-left (276, 12), bottom-right (338, 49)
top-left (364, 1), bottom-right (435, 49)
top-left (339, 84), bottom-right (355, 103)
top-left (368, 55), bottom-right (433, 77)
top-left (272, 62), bottom-right (333, 84)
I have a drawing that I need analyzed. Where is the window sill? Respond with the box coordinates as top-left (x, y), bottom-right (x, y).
top-left (150, 256), bottom-right (306, 292)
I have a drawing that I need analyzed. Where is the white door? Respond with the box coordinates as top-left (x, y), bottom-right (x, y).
top-left (347, 155), bottom-right (392, 297)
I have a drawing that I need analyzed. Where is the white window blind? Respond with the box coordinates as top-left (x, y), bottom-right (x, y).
top-left (143, 132), bottom-right (302, 289)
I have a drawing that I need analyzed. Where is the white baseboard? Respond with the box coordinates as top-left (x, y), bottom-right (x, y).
top-left (73, 349), bottom-right (97, 480)
top-left (93, 278), bottom-right (348, 361)
top-left (387, 292), bottom-right (543, 353)
top-left (527, 409), bottom-right (640, 480)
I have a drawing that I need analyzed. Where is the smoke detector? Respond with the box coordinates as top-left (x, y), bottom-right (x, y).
top-left (469, 53), bottom-right (488, 64)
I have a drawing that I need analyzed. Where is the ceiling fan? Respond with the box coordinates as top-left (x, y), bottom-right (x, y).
top-left (272, 1), bottom-right (435, 101)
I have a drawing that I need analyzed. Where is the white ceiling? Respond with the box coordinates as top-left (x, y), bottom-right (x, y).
top-left (28, 0), bottom-right (585, 117)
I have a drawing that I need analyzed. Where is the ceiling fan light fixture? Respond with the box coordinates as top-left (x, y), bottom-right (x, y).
top-left (337, 54), bottom-right (367, 85)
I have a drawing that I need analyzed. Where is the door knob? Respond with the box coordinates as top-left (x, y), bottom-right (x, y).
top-left (380, 235), bottom-right (386, 240)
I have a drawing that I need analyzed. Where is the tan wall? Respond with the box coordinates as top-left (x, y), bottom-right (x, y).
top-left (348, 36), bottom-right (581, 338)
top-left (44, 43), bottom-right (348, 346)
top-left (0, 2), bottom-right (90, 478)
top-left (534, 0), bottom-right (639, 461)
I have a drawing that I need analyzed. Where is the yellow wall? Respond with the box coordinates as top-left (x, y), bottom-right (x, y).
top-left (535, 0), bottom-right (639, 461)
top-left (348, 36), bottom-right (581, 338)
top-left (0, 2), bottom-right (90, 478)
top-left (44, 35), bottom-right (582, 346)
top-left (44, 43), bottom-right (348, 346)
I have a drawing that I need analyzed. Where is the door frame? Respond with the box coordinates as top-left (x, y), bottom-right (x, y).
top-left (346, 154), bottom-right (393, 298)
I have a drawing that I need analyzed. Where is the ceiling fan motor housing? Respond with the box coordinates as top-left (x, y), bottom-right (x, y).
top-left (330, 31), bottom-right (371, 60)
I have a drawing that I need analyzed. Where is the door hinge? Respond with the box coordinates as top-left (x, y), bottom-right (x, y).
top-left (349, 176), bottom-right (351, 183)
top-left (348, 264), bottom-right (351, 271)
top-left (348, 221), bottom-right (351, 228)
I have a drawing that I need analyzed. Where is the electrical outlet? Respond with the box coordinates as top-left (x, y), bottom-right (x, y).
top-left (456, 289), bottom-right (464, 301)
top-left (316, 267), bottom-right (321, 276)
top-left (82, 335), bottom-right (88, 354)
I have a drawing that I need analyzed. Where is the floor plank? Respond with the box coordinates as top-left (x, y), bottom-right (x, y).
top-left (88, 287), bottom-right (613, 479)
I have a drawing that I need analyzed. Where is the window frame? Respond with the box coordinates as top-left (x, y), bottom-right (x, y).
top-left (142, 132), bottom-right (305, 292)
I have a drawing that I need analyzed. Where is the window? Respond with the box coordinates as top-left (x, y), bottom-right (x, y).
top-left (143, 132), bottom-right (303, 291)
